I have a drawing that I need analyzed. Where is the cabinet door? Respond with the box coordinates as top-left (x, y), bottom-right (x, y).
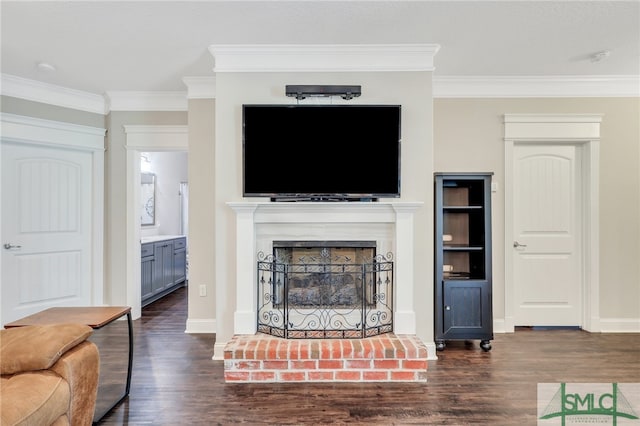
top-left (442, 280), bottom-right (492, 339)
top-left (141, 256), bottom-right (154, 300)
top-left (153, 241), bottom-right (174, 293)
top-left (173, 248), bottom-right (186, 285)
top-left (141, 243), bottom-right (155, 302)
top-left (172, 237), bottom-right (187, 285)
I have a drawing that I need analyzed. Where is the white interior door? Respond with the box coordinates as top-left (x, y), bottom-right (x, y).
top-left (512, 143), bottom-right (583, 326)
top-left (1, 141), bottom-right (93, 325)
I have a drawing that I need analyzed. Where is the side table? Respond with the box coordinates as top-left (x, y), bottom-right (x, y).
top-left (5, 306), bottom-right (133, 423)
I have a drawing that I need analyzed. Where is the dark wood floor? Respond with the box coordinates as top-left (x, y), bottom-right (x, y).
top-left (98, 286), bottom-right (640, 425)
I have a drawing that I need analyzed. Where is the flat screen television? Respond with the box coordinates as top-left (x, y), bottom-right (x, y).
top-left (242, 104), bottom-right (401, 201)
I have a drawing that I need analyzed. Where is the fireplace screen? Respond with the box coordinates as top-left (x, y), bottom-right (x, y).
top-left (257, 242), bottom-right (393, 339)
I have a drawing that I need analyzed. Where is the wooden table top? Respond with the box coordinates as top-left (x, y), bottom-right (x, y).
top-left (4, 306), bottom-right (131, 329)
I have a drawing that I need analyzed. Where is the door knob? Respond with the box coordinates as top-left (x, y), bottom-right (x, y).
top-left (4, 243), bottom-right (22, 250)
top-left (513, 241), bottom-right (527, 248)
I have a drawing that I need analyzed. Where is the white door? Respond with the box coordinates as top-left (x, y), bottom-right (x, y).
top-left (512, 143), bottom-right (582, 326)
top-left (1, 141), bottom-right (93, 325)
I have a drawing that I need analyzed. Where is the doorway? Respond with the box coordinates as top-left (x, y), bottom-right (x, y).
top-left (139, 151), bottom-right (188, 239)
top-left (504, 114), bottom-right (602, 332)
top-left (124, 125), bottom-right (188, 320)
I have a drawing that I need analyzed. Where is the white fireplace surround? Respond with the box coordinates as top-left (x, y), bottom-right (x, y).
top-left (228, 201), bottom-right (423, 336)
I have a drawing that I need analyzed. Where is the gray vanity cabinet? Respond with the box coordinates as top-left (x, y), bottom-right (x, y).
top-left (141, 243), bottom-right (155, 301)
top-left (153, 241), bottom-right (174, 294)
top-left (434, 173), bottom-right (493, 351)
top-left (141, 236), bottom-right (187, 307)
top-left (173, 238), bottom-right (187, 285)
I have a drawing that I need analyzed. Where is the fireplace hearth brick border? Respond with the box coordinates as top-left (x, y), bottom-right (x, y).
top-left (224, 333), bottom-right (428, 383)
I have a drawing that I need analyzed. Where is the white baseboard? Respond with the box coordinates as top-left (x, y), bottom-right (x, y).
top-left (213, 341), bottom-right (227, 360)
top-left (492, 317), bottom-right (638, 333)
top-left (599, 318), bottom-right (640, 333)
top-left (185, 318), bottom-right (216, 334)
top-left (425, 341), bottom-right (438, 361)
top-left (493, 318), bottom-right (509, 333)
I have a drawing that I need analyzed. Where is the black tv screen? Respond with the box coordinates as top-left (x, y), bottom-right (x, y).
top-left (242, 104), bottom-right (401, 200)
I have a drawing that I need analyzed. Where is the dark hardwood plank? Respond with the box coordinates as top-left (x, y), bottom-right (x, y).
top-left (98, 286), bottom-right (640, 425)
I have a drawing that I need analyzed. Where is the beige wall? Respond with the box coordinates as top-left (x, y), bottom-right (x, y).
top-left (210, 72), bottom-right (435, 348)
top-left (186, 99), bottom-right (216, 325)
top-left (105, 111), bottom-right (187, 306)
top-left (434, 97), bottom-right (640, 324)
top-left (1, 95), bottom-right (105, 127)
top-left (3, 92), bottom-right (638, 340)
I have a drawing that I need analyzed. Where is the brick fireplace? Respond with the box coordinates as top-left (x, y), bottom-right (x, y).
top-left (224, 333), bottom-right (428, 383)
top-left (225, 201), bottom-right (428, 382)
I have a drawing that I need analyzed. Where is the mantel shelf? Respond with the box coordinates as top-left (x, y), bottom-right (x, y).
top-left (227, 201), bottom-right (424, 224)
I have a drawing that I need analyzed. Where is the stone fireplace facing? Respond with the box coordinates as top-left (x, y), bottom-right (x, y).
top-left (225, 201), bottom-right (428, 382)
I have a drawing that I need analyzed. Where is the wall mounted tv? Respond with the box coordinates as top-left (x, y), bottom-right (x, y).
top-left (242, 104), bottom-right (401, 201)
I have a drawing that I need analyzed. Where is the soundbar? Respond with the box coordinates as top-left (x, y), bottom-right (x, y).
top-left (285, 85), bottom-right (362, 100)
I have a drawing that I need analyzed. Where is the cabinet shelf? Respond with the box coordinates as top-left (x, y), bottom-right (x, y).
top-left (443, 272), bottom-right (473, 280)
top-left (443, 205), bottom-right (483, 210)
top-left (434, 173), bottom-right (493, 352)
top-left (443, 245), bottom-right (484, 251)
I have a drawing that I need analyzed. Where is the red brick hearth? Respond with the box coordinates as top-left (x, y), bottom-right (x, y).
top-left (224, 333), bottom-right (428, 383)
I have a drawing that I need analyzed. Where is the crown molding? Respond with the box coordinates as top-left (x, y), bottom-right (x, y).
top-left (209, 44), bottom-right (440, 73)
top-left (1, 74), bottom-right (108, 114)
top-left (182, 76), bottom-right (216, 99)
top-left (105, 91), bottom-right (187, 112)
top-left (433, 75), bottom-right (640, 98)
top-left (3, 72), bottom-right (635, 116)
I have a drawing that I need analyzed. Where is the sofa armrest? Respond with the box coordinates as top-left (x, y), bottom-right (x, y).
top-left (50, 341), bottom-right (100, 426)
top-left (1, 324), bottom-right (93, 375)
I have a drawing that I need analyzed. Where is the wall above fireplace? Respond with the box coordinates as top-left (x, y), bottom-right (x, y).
top-left (209, 68), bottom-right (435, 363)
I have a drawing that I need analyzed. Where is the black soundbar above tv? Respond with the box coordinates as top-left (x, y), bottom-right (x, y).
top-left (285, 85), bottom-right (362, 100)
top-left (242, 104), bottom-right (401, 201)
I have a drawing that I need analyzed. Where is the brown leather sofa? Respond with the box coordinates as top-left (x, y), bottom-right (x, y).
top-left (1, 323), bottom-right (100, 426)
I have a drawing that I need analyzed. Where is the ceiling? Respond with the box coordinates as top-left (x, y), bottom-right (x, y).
top-left (1, 1), bottom-right (639, 95)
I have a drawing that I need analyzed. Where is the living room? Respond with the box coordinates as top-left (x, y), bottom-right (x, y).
top-left (1, 1), bottom-right (638, 423)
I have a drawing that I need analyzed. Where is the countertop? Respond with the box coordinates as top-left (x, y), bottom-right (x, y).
top-left (141, 235), bottom-right (186, 244)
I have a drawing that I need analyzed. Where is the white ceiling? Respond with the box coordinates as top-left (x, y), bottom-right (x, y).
top-left (1, 1), bottom-right (639, 95)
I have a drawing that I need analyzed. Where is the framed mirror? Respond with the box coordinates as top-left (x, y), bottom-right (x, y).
top-left (141, 173), bottom-right (156, 226)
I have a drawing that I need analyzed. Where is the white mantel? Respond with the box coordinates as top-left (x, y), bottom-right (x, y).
top-left (227, 201), bottom-right (423, 336)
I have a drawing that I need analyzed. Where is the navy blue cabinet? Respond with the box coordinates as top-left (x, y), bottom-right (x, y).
top-left (434, 173), bottom-right (493, 351)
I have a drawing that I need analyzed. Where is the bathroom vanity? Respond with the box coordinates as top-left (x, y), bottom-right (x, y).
top-left (141, 235), bottom-right (187, 307)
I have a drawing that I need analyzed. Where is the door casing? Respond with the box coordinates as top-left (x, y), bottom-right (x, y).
top-left (123, 125), bottom-right (188, 320)
top-left (0, 113), bottom-right (105, 325)
top-left (504, 114), bottom-right (601, 332)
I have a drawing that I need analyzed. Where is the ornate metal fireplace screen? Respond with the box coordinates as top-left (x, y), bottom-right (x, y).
top-left (256, 248), bottom-right (394, 339)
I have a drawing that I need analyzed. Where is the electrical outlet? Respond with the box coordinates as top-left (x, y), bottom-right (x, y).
top-left (199, 285), bottom-right (207, 297)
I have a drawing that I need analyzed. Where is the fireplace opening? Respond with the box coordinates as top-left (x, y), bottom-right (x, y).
top-left (257, 241), bottom-right (394, 339)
